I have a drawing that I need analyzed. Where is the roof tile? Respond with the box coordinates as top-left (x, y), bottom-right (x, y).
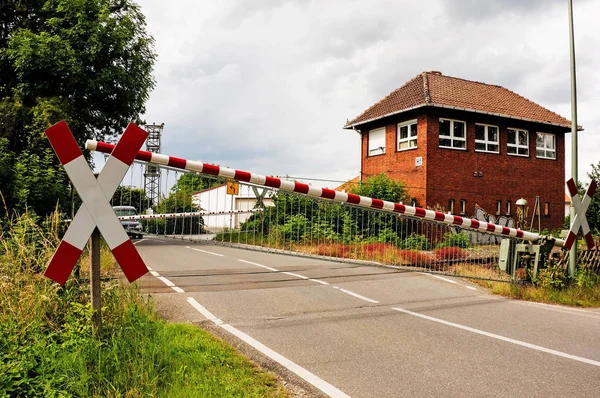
top-left (345, 72), bottom-right (572, 128)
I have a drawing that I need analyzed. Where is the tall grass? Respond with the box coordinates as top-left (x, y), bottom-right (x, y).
top-left (0, 209), bottom-right (287, 397)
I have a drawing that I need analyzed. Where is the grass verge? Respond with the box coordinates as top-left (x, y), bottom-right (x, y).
top-left (1, 210), bottom-right (288, 397)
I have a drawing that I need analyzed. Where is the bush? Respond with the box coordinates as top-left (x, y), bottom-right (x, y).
top-left (534, 264), bottom-right (568, 289)
top-left (400, 234), bottom-right (430, 250)
top-left (433, 246), bottom-right (469, 261)
top-left (398, 249), bottom-right (434, 265)
top-left (437, 231), bottom-right (471, 248)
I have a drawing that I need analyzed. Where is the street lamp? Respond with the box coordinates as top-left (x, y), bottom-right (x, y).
top-left (516, 198), bottom-right (528, 230)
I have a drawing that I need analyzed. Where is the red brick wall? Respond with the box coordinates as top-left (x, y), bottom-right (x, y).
top-left (361, 113), bottom-right (428, 206)
top-left (358, 108), bottom-right (566, 231)
top-left (425, 109), bottom-right (565, 231)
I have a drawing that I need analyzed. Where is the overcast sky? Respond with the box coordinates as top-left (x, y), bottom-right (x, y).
top-left (134, 0), bottom-right (599, 189)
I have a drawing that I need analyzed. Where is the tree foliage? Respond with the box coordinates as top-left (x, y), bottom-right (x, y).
top-left (349, 173), bottom-right (409, 203)
top-left (0, 0), bottom-right (156, 216)
top-left (586, 162), bottom-right (600, 235)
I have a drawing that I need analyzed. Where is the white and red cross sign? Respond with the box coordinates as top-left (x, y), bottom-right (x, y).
top-left (564, 178), bottom-right (597, 251)
top-left (44, 121), bottom-right (149, 285)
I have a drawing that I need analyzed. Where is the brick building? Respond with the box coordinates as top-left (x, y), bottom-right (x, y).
top-left (344, 71), bottom-right (575, 230)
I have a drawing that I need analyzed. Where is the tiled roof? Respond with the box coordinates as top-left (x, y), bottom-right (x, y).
top-left (333, 176), bottom-right (360, 192)
top-left (344, 71), bottom-right (572, 129)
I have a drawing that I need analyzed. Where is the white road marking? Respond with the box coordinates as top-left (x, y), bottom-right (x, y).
top-left (392, 307), bottom-right (600, 367)
top-left (186, 297), bottom-right (349, 397)
top-left (238, 259), bottom-right (279, 272)
top-left (421, 272), bottom-right (458, 284)
top-left (187, 297), bottom-right (223, 325)
top-left (282, 271), bottom-right (310, 280)
top-left (333, 286), bottom-right (379, 304)
top-left (171, 286), bottom-right (185, 293)
top-left (309, 278), bottom-right (330, 285)
top-left (465, 286), bottom-right (477, 290)
top-left (157, 276), bottom-right (175, 287)
top-left (133, 239), bottom-right (146, 245)
top-left (150, 271), bottom-right (160, 277)
top-left (186, 246), bottom-right (224, 257)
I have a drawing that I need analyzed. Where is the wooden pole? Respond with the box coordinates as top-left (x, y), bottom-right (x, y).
top-left (90, 227), bottom-right (102, 336)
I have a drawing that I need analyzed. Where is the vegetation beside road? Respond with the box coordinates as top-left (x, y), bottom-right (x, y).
top-left (0, 211), bottom-right (288, 397)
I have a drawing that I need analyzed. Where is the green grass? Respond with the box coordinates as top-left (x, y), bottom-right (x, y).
top-left (474, 280), bottom-right (600, 307)
top-left (0, 210), bottom-right (288, 397)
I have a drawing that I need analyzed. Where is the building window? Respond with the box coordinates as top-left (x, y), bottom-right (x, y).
top-left (368, 127), bottom-right (385, 156)
top-left (397, 119), bottom-right (417, 151)
top-left (475, 124), bottom-right (499, 153)
top-left (536, 132), bottom-right (556, 159)
top-left (448, 199), bottom-right (454, 214)
top-left (544, 202), bottom-right (550, 216)
top-left (507, 128), bottom-right (529, 157)
top-left (439, 118), bottom-right (466, 150)
top-left (460, 199), bottom-right (466, 215)
top-left (506, 200), bottom-right (511, 215)
top-left (496, 200), bottom-right (502, 215)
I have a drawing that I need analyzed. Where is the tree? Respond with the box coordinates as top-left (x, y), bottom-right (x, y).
top-left (111, 186), bottom-right (149, 215)
top-left (349, 173), bottom-right (409, 203)
top-left (170, 173), bottom-right (225, 196)
top-left (586, 162), bottom-right (600, 235)
top-left (0, 0), bottom-right (156, 215)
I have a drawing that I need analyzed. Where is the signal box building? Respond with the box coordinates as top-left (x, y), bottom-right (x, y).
top-left (344, 71), bottom-right (575, 230)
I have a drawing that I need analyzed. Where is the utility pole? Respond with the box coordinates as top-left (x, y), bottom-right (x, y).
top-left (568, 0), bottom-right (578, 278)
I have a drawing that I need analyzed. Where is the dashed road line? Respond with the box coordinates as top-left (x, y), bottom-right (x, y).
top-left (186, 246), bottom-right (224, 256)
top-left (392, 307), bottom-right (600, 368)
top-left (333, 286), bottom-right (379, 303)
top-left (237, 258), bottom-right (378, 304)
top-left (238, 259), bottom-right (279, 272)
top-left (282, 271), bottom-right (310, 280)
top-left (186, 297), bottom-right (350, 397)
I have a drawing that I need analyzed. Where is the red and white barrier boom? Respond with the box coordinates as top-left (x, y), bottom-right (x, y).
top-left (118, 209), bottom-right (262, 221)
top-left (87, 136), bottom-right (565, 247)
top-left (564, 178), bottom-right (597, 250)
top-left (45, 122), bottom-right (149, 285)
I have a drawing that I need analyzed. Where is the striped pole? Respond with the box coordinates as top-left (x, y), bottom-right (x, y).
top-left (45, 122), bottom-right (149, 284)
top-left (87, 139), bottom-right (564, 247)
top-left (118, 209), bottom-right (263, 221)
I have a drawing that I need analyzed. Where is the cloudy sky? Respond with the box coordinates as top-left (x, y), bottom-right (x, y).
top-left (134, 0), bottom-right (599, 188)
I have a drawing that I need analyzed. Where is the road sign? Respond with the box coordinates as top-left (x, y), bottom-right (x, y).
top-left (564, 178), bottom-right (597, 250)
top-left (44, 121), bottom-right (149, 285)
top-left (227, 181), bottom-right (239, 195)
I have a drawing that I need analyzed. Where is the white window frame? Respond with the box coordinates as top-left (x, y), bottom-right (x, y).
top-left (448, 199), bottom-right (454, 214)
top-left (507, 128), bottom-right (529, 157)
top-left (475, 123), bottom-right (499, 154)
top-left (397, 119), bottom-right (418, 151)
top-left (460, 199), bottom-right (466, 215)
top-left (506, 200), bottom-right (512, 215)
top-left (439, 118), bottom-right (466, 150)
top-left (536, 132), bottom-right (556, 160)
top-left (368, 127), bottom-right (386, 156)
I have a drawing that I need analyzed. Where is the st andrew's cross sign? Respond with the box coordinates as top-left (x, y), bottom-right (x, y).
top-left (44, 121), bottom-right (149, 285)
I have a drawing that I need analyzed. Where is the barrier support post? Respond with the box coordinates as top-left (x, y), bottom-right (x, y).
top-left (90, 227), bottom-right (102, 337)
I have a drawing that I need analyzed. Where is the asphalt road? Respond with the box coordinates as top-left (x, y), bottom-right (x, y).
top-left (134, 238), bottom-right (600, 398)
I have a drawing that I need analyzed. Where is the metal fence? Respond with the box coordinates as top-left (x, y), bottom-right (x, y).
top-left (103, 158), bottom-right (514, 282)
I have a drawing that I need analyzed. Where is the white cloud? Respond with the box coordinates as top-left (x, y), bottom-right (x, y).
top-left (136, 0), bottom-right (600, 188)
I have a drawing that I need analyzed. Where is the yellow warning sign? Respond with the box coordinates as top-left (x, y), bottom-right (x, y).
top-left (227, 181), bottom-right (239, 195)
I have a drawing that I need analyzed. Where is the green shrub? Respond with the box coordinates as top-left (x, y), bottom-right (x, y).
top-left (437, 231), bottom-right (471, 248)
top-left (400, 233), bottom-right (430, 250)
